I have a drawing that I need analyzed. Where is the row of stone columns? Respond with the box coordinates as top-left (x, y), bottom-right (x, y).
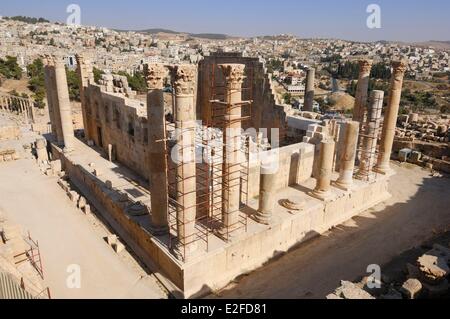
top-left (43, 55), bottom-right (75, 153)
top-left (144, 63), bottom-right (199, 253)
top-left (0, 95), bottom-right (34, 123)
top-left (252, 59), bottom-right (407, 217)
top-left (144, 63), bottom-right (249, 251)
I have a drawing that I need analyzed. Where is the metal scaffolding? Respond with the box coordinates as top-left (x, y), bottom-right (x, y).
top-left (355, 94), bottom-right (383, 182)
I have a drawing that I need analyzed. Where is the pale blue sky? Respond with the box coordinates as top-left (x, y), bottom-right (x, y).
top-left (1, 0), bottom-right (449, 42)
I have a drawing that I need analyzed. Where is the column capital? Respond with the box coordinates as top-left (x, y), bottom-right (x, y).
top-left (144, 63), bottom-right (167, 90)
top-left (75, 53), bottom-right (91, 66)
top-left (218, 64), bottom-right (246, 90)
top-left (170, 64), bottom-right (197, 96)
top-left (358, 59), bottom-right (373, 74)
top-left (392, 60), bottom-right (407, 80)
top-left (42, 54), bottom-right (56, 67)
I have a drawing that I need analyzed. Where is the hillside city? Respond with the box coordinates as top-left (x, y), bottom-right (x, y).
top-left (0, 13), bottom-right (449, 302)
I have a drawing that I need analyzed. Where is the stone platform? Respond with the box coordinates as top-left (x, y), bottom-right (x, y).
top-left (52, 138), bottom-right (391, 298)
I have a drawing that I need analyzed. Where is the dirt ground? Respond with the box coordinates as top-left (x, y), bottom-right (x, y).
top-left (0, 158), bottom-right (167, 299)
top-left (210, 163), bottom-right (450, 299)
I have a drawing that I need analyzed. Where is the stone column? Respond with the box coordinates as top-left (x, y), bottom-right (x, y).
top-left (54, 56), bottom-right (75, 152)
top-left (376, 60), bottom-right (407, 174)
top-left (304, 67), bottom-right (315, 112)
top-left (171, 64), bottom-right (198, 252)
top-left (0, 96), bottom-right (5, 110)
top-left (310, 139), bottom-right (336, 200)
top-left (335, 121), bottom-right (360, 190)
top-left (145, 64), bottom-right (169, 235)
top-left (218, 64), bottom-right (245, 232)
top-left (255, 155), bottom-right (277, 225)
top-left (28, 99), bottom-right (36, 124)
top-left (352, 60), bottom-right (373, 123)
top-left (356, 90), bottom-right (384, 181)
top-left (43, 55), bottom-right (64, 144)
top-left (76, 54), bottom-right (94, 141)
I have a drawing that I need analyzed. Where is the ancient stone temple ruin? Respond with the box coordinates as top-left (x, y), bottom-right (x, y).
top-left (41, 52), bottom-right (407, 298)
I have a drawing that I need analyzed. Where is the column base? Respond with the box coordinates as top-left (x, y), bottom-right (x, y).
top-left (374, 165), bottom-right (395, 177)
top-left (149, 224), bottom-right (169, 236)
top-left (308, 189), bottom-right (336, 202)
top-left (333, 180), bottom-right (354, 192)
top-left (254, 211), bottom-right (271, 225)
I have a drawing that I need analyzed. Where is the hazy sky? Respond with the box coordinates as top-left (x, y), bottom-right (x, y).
top-left (1, 0), bottom-right (449, 42)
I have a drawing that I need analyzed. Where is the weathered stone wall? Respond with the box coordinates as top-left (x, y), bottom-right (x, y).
top-left (197, 53), bottom-right (287, 143)
top-left (83, 85), bottom-right (150, 180)
top-left (184, 175), bottom-right (391, 298)
top-left (248, 142), bottom-right (315, 198)
top-left (52, 145), bottom-right (184, 290)
top-left (393, 139), bottom-right (450, 159)
top-left (0, 126), bottom-right (21, 141)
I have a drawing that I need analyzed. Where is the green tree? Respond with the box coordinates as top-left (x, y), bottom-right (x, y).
top-left (0, 56), bottom-right (23, 80)
top-left (93, 67), bottom-right (105, 84)
top-left (117, 71), bottom-right (148, 93)
top-left (66, 68), bottom-right (81, 101)
top-left (282, 93), bottom-right (292, 104)
top-left (27, 58), bottom-right (46, 109)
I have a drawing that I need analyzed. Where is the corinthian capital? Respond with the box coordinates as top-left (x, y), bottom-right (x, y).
top-left (219, 64), bottom-right (246, 90)
top-left (358, 59), bottom-right (373, 75)
top-left (144, 63), bottom-right (167, 89)
top-left (392, 60), bottom-right (407, 81)
top-left (170, 64), bottom-right (197, 96)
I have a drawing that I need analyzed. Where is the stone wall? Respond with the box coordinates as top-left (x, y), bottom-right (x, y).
top-left (83, 85), bottom-right (150, 180)
top-left (197, 53), bottom-right (288, 143)
top-left (0, 126), bottom-right (21, 141)
top-left (393, 139), bottom-right (450, 159)
top-left (248, 142), bottom-right (315, 198)
top-left (52, 145), bottom-right (184, 291)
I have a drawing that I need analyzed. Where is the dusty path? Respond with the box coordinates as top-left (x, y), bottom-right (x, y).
top-left (212, 163), bottom-right (450, 299)
top-left (0, 159), bottom-right (166, 299)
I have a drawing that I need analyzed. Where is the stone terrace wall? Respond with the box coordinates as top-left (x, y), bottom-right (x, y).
top-left (0, 126), bottom-right (20, 141)
top-left (52, 145), bottom-right (185, 291)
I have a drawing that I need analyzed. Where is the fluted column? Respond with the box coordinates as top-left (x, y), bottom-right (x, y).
top-left (352, 60), bottom-right (373, 124)
top-left (54, 56), bottom-right (75, 152)
top-left (310, 139), bottom-right (336, 200)
top-left (376, 60), bottom-right (407, 174)
top-left (145, 64), bottom-right (169, 235)
top-left (304, 67), bottom-right (315, 112)
top-left (356, 90), bottom-right (384, 181)
top-left (335, 121), bottom-right (360, 190)
top-left (218, 64), bottom-right (245, 232)
top-left (171, 65), bottom-right (198, 253)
